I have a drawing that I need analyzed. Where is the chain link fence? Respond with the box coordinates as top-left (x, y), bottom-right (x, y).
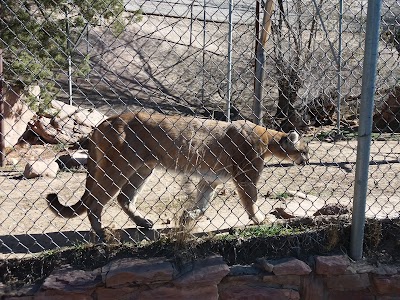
top-left (0, 0), bottom-right (399, 259)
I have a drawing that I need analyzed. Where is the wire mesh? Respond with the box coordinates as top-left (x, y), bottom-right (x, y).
top-left (0, 0), bottom-right (399, 259)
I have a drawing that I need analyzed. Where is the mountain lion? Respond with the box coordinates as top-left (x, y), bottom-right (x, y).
top-left (47, 111), bottom-right (309, 239)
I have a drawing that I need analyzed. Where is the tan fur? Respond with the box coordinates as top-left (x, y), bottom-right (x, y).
top-left (47, 111), bottom-right (309, 238)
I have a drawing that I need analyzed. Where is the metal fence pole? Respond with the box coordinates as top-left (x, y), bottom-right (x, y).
top-left (0, 49), bottom-right (4, 168)
top-left (350, 0), bottom-right (382, 261)
top-left (201, 0), bottom-right (206, 105)
top-left (65, 3), bottom-right (73, 106)
top-left (226, 0), bottom-right (233, 122)
top-left (336, 0), bottom-right (343, 133)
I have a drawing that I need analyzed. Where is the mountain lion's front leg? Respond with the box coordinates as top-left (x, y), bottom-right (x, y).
top-left (234, 180), bottom-right (265, 224)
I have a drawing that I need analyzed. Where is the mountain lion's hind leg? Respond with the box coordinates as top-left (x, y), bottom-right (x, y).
top-left (180, 178), bottom-right (219, 226)
top-left (86, 162), bottom-right (133, 240)
top-left (117, 166), bottom-right (154, 228)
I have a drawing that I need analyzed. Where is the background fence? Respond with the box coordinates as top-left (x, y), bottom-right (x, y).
top-left (0, 0), bottom-right (399, 260)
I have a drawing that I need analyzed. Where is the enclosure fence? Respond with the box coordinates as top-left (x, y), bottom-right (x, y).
top-left (0, 0), bottom-right (399, 259)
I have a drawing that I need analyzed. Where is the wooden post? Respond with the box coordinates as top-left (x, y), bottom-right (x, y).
top-left (253, 0), bottom-right (274, 125)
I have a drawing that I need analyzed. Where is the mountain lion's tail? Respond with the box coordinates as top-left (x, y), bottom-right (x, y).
top-left (46, 192), bottom-right (89, 218)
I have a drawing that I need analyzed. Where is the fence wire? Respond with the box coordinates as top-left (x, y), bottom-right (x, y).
top-left (0, 0), bottom-right (399, 258)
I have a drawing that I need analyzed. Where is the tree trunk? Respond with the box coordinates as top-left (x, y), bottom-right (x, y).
top-left (275, 64), bottom-right (301, 120)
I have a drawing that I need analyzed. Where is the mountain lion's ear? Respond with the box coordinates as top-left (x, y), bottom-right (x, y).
top-left (287, 131), bottom-right (299, 143)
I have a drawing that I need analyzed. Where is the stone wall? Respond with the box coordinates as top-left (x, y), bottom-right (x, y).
top-left (2, 255), bottom-right (400, 299)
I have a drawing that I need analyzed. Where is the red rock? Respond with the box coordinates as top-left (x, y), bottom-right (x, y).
top-left (372, 274), bottom-right (400, 295)
top-left (103, 257), bottom-right (174, 287)
top-left (327, 289), bottom-right (374, 300)
top-left (219, 282), bottom-right (300, 300)
top-left (315, 255), bottom-right (350, 275)
top-left (40, 265), bottom-right (101, 294)
top-left (220, 275), bottom-right (261, 286)
top-left (139, 285), bottom-right (218, 300)
top-left (301, 275), bottom-right (324, 300)
top-left (272, 258), bottom-right (312, 276)
top-left (3, 296), bottom-right (34, 300)
top-left (173, 255), bottom-right (229, 287)
top-left (262, 275), bottom-right (300, 287)
top-left (95, 287), bottom-right (139, 300)
top-left (34, 290), bottom-right (91, 300)
top-left (324, 274), bottom-right (370, 291)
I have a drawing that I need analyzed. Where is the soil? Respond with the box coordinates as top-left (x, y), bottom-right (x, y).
top-left (1, 135), bottom-right (399, 255)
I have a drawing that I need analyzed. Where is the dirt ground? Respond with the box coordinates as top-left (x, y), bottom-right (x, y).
top-left (1, 136), bottom-right (400, 259)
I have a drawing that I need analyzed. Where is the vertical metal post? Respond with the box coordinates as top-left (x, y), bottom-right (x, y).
top-left (86, 22), bottom-right (90, 80)
top-left (65, 2), bottom-right (73, 106)
top-left (226, 0), bottom-right (233, 122)
top-left (201, 0), bottom-right (206, 105)
top-left (350, 0), bottom-right (382, 261)
top-left (336, 0), bottom-right (343, 132)
top-left (190, 1), bottom-right (194, 46)
top-left (0, 49), bottom-right (4, 167)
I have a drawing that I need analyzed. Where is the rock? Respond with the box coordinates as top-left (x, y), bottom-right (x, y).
top-left (272, 258), bottom-right (312, 276)
top-left (28, 115), bottom-right (89, 145)
top-left (272, 207), bottom-right (296, 219)
top-left (302, 275), bottom-right (324, 300)
top-left (263, 274), bottom-right (301, 288)
top-left (51, 100), bottom-right (107, 128)
top-left (324, 274), bottom-right (370, 291)
top-left (57, 150), bottom-right (88, 169)
top-left (23, 159), bottom-right (59, 178)
top-left (371, 264), bottom-right (398, 275)
top-left (40, 265), bottom-right (101, 296)
top-left (313, 204), bottom-right (350, 216)
top-left (34, 290), bottom-right (93, 299)
top-left (2, 85), bottom-right (36, 147)
top-left (219, 282), bottom-right (300, 300)
top-left (373, 86), bottom-right (400, 132)
top-left (229, 265), bottom-right (261, 276)
top-left (173, 255), bottom-right (230, 287)
top-left (327, 289), bottom-right (375, 300)
top-left (348, 260), bottom-right (376, 274)
top-left (139, 285), bottom-right (218, 300)
top-left (27, 100), bottom-right (107, 145)
top-left (371, 274), bottom-right (400, 295)
top-left (102, 257), bottom-right (174, 287)
top-left (315, 255), bottom-right (350, 275)
top-left (255, 258), bottom-right (274, 273)
top-left (94, 287), bottom-right (139, 300)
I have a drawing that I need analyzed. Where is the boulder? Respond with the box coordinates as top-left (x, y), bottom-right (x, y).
top-left (102, 257), bottom-right (174, 287)
top-left (28, 101), bottom-right (107, 145)
top-left (173, 255), bottom-right (230, 287)
top-left (23, 159), bottom-right (59, 179)
top-left (373, 86), bottom-right (400, 132)
top-left (272, 258), bottom-right (312, 276)
top-left (219, 282), bottom-right (300, 300)
top-left (56, 150), bottom-right (88, 170)
top-left (2, 85), bottom-right (36, 147)
top-left (315, 255), bottom-right (350, 275)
